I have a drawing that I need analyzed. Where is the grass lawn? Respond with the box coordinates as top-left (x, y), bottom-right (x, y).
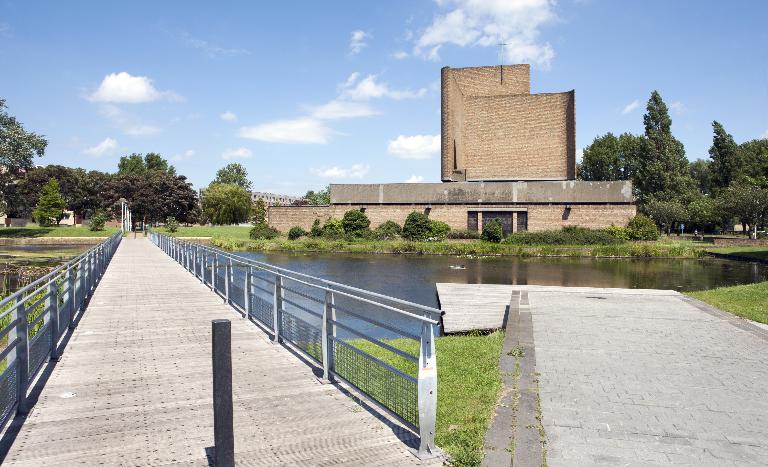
top-left (0, 225), bottom-right (118, 238)
top-left (688, 281), bottom-right (768, 324)
top-left (155, 225), bottom-right (252, 240)
top-left (353, 331), bottom-right (504, 466)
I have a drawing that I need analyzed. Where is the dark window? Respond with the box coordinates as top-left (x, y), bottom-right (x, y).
top-left (482, 212), bottom-right (513, 236)
top-left (467, 211), bottom-right (478, 231)
top-left (516, 212), bottom-right (528, 232)
top-left (453, 140), bottom-right (457, 170)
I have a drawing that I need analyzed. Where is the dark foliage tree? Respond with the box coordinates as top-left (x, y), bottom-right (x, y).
top-left (117, 153), bottom-right (176, 176)
top-left (214, 163), bottom-right (252, 191)
top-left (17, 165), bottom-right (89, 219)
top-left (708, 121), bottom-right (740, 190)
top-left (341, 209), bottom-right (370, 236)
top-left (689, 159), bottom-right (714, 195)
top-left (719, 180), bottom-right (768, 237)
top-left (102, 172), bottom-right (198, 228)
top-left (736, 138), bottom-right (768, 183)
top-left (578, 132), bottom-right (643, 182)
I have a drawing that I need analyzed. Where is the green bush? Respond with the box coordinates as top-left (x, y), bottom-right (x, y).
top-left (402, 211), bottom-right (432, 241)
top-left (627, 214), bottom-right (659, 241)
top-left (372, 220), bottom-right (402, 240)
top-left (428, 220), bottom-right (451, 240)
top-left (89, 211), bottom-right (108, 232)
top-left (503, 226), bottom-right (621, 245)
top-left (321, 218), bottom-right (345, 239)
top-left (250, 222), bottom-right (279, 240)
top-left (604, 225), bottom-right (630, 241)
top-left (341, 209), bottom-right (371, 236)
top-left (165, 216), bottom-right (180, 233)
top-left (310, 218), bottom-right (322, 237)
top-left (447, 229), bottom-right (481, 240)
top-left (288, 226), bottom-right (307, 240)
top-left (482, 219), bottom-right (504, 243)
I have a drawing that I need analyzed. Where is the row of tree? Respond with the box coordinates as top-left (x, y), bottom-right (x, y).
top-left (579, 91), bottom-right (768, 235)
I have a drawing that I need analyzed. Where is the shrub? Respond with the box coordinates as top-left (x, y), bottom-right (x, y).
top-left (402, 211), bottom-right (432, 241)
top-left (428, 220), bottom-right (451, 240)
top-left (503, 226), bottom-right (621, 245)
top-left (482, 219), bottom-right (504, 243)
top-left (341, 209), bottom-right (371, 236)
top-left (165, 216), bottom-right (179, 233)
top-left (627, 214), bottom-right (659, 241)
top-left (89, 211), bottom-right (108, 232)
top-left (372, 220), bottom-right (402, 240)
top-left (604, 225), bottom-right (630, 241)
top-left (310, 218), bottom-right (322, 237)
top-left (287, 226), bottom-right (307, 240)
top-left (447, 229), bottom-right (481, 240)
top-left (250, 222), bottom-right (279, 240)
top-left (321, 218), bottom-right (345, 239)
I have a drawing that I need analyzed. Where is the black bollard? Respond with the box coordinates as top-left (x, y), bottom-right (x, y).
top-left (212, 319), bottom-right (235, 467)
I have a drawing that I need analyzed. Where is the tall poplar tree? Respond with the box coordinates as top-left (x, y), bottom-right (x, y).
top-left (708, 121), bottom-right (739, 190)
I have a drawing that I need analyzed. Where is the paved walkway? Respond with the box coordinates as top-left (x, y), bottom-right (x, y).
top-left (1, 237), bottom-right (430, 465)
top-left (529, 289), bottom-right (768, 466)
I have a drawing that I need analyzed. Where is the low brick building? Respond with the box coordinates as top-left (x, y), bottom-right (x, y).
top-left (268, 65), bottom-right (635, 235)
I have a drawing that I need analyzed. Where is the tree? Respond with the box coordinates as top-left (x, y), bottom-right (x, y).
top-left (33, 178), bottom-right (66, 226)
top-left (708, 121), bottom-right (740, 190)
top-left (102, 172), bottom-right (198, 228)
top-left (686, 195), bottom-right (718, 230)
top-left (0, 98), bottom-right (48, 213)
top-left (719, 181), bottom-right (768, 237)
top-left (578, 132), bottom-right (643, 181)
top-left (633, 91), bottom-right (694, 202)
top-left (302, 186), bottom-right (331, 205)
top-left (482, 219), bottom-right (503, 243)
top-left (643, 198), bottom-right (688, 234)
top-left (689, 159), bottom-right (714, 195)
top-left (402, 211), bottom-right (431, 241)
top-left (252, 198), bottom-right (267, 225)
top-left (214, 163), bottom-right (252, 190)
top-left (341, 209), bottom-right (370, 236)
top-left (16, 165), bottom-right (92, 219)
top-left (736, 138), bottom-right (768, 182)
top-left (201, 183), bottom-right (251, 225)
top-left (117, 153), bottom-right (176, 176)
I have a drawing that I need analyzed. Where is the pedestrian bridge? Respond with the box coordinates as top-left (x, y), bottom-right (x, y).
top-left (0, 234), bottom-right (443, 465)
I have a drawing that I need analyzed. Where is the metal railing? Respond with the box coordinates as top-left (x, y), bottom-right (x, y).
top-left (0, 232), bottom-right (122, 429)
top-left (150, 232), bottom-right (442, 458)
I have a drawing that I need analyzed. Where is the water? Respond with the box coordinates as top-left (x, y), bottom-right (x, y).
top-left (0, 244), bottom-right (89, 294)
top-left (239, 252), bottom-right (768, 311)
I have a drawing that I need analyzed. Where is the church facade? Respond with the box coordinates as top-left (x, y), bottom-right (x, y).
top-left (268, 65), bottom-right (635, 235)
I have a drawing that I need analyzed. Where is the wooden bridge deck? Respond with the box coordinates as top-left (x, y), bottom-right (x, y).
top-left (1, 237), bottom-right (431, 466)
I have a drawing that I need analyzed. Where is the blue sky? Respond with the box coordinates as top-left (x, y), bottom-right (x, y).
top-left (1, 0), bottom-right (766, 193)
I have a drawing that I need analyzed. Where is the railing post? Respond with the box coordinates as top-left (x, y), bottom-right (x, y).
top-left (321, 290), bottom-right (335, 381)
top-left (49, 280), bottom-right (60, 361)
top-left (202, 252), bottom-right (208, 286)
top-left (79, 260), bottom-right (86, 311)
top-left (417, 318), bottom-right (438, 459)
top-left (224, 258), bottom-right (231, 304)
top-left (213, 253), bottom-right (219, 292)
top-left (272, 275), bottom-right (282, 343)
top-left (16, 296), bottom-right (30, 415)
top-left (68, 266), bottom-right (76, 328)
top-left (244, 266), bottom-right (252, 319)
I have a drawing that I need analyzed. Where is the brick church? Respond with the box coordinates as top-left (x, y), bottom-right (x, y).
top-left (268, 65), bottom-right (635, 235)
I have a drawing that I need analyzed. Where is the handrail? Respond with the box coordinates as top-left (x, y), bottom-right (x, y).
top-left (150, 231), bottom-right (440, 459)
top-left (0, 232), bottom-right (122, 430)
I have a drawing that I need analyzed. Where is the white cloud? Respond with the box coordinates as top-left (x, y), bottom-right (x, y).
top-left (392, 51), bottom-right (409, 60)
top-left (314, 164), bottom-right (370, 179)
top-left (177, 32), bottom-right (250, 58)
top-left (83, 137), bottom-right (118, 157)
top-left (88, 72), bottom-right (181, 103)
top-left (622, 99), bottom-right (640, 114)
top-left (349, 30), bottom-right (371, 55)
top-left (172, 149), bottom-right (195, 162)
top-left (576, 148), bottom-right (584, 162)
top-left (221, 147), bottom-right (253, 159)
top-left (309, 100), bottom-right (378, 119)
top-left (405, 175), bottom-right (424, 183)
top-left (220, 111), bottom-right (238, 122)
top-left (99, 104), bottom-right (161, 136)
top-left (340, 73), bottom-right (426, 101)
top-left (761, 129), bottom-right (768, 140)
top-left (239, 118), bottom-right (332, 144)
top-left (413, 0), bottom-right (557, 68)
top-left (669, 101), bottom-right (686, 115)
top-left (387, 134), bottom-right (440, 160)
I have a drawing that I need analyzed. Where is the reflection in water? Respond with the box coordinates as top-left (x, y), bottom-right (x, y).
top-left (0, 244), bottom-right (89, 294)
top-left (239, 252), bottom-right (768, 310)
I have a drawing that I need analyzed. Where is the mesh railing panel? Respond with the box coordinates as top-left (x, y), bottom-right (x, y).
top-left (281, 311), bottom-right (321, 363)
top-left (230, 283), bottom-right (245, 310)
top-left (29, 323), bottom-right (52, 377)
top-left (0, 363), bottom-right (18, 425)
top-left (249, 295), bottom-right (273, 329)
top-left (332, 339), bottom-right (418, 427)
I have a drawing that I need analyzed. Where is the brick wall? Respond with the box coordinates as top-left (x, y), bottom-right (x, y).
top-left (268, 204), bottom-right (636, 233)
top-left (441, 65), bottom-right (576, 181)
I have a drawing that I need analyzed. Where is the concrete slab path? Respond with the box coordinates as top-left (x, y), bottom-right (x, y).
top-left (0, 237), bottom-right (432, 466)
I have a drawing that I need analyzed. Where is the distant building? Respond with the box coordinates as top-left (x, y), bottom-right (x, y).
top-left (268, 64), bottom-right (635, 235)
top-left (251, 191), bottom-right (301, 206)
